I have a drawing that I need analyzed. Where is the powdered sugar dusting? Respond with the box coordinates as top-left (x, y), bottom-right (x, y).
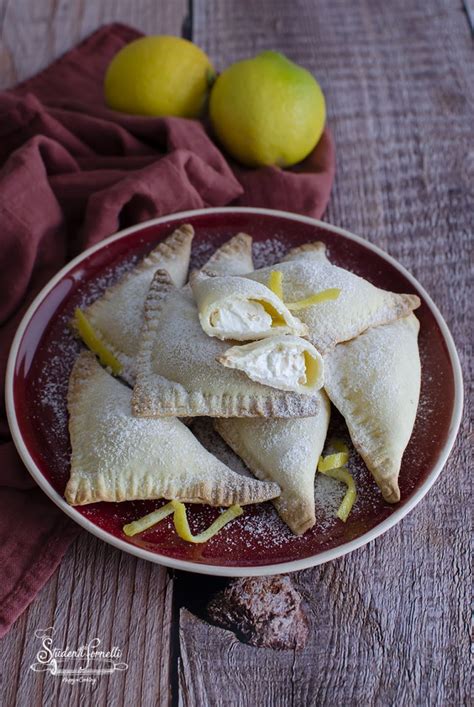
top-left (143, 285), bottom-right (320, 418)
top-left (24, 226), bottom-right (439, 566)
top-left (190, 240), bottom-right (217, 270)
top-left (190, 415), bottom-right (370, 548)
top-left (77, 256), bottom-right (139, 309)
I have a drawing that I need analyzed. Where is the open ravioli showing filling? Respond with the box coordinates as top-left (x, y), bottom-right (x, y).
top-left (209, 297), bottom-right (296, 337)
top-left (247, 260), bottom-right (421, 353)
top-left (191, 272), bottom-right (307, 341)
top-left (217, 335), bottom-right (324, 394)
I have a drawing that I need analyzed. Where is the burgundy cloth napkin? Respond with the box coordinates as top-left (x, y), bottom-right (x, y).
top-left (0, 23), bottom-right (335, 637)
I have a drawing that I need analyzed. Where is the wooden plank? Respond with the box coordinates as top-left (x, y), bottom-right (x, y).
top-left (1, 533), bottom-right (175, 707)
top-left (0, 1), bottom-right (471, 705)
top-left (0, 0), bottom-right (188, 89)
top-left (0, 5), bottom-right (187, 706)
top-left (177, 1), bottom-right (473, 704)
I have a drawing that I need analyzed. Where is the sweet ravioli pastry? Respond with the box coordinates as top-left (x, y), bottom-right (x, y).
top-left (78, 229), bottom-right (254, 385)
top-left (65, 352), bottom-right (280, 506)
top-left (215, 390), bottom-right (331, 534)
top-left (213, 242), bottom-right (330, 534)
top-left (132, 270), bottom-right (322, 419)
top-left (281, 241), bottom-right (329, 264)
top-left (67, 230), bottom-right (423, 539)
top-left (191, 271), bottom-right (307, 341)
top-left (324, 314), bottom-right (421, 503)
top-left (217, 335), bottom-right (324, 394)
top-left (247, 257), bottom-right (420, 353)
top-left (200, 232), bottom-right (254, 276)
top-left (80, 224), bottom-right (194, 382)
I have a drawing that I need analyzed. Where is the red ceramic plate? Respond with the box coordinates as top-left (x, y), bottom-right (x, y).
top-left (6, 208), bottom-right (463, 576)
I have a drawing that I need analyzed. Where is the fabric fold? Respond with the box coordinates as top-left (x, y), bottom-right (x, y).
top-left (0, 21), bottom-right (335, 637)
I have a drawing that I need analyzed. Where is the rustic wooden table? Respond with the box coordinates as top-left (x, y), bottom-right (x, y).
top-left (0, 1), bottom-right (472, 705)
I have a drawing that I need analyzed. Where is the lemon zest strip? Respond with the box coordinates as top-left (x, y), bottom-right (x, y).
top-left (319, 467), bottom-right (357, 522)
top-left (286, 288), bottom-right (341, 311)
top-left (123, 501), bottom-right (243, 542)
top-left (123, 502), bottom-right (174, 536)
top-left (74, 308), bottom-right (122, 375)
top-left (171, 501), bottom-right (243, 543)
top-left (318, 452), bottom-right (349, 472)
top-left (267, 270), bottom-right (283, 300)
top-left (318, 445), bottom-right (357, 522)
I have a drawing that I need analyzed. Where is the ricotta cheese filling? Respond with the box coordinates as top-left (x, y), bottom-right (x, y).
top-left (217, 335), bottom-right (324, 393)
top-left (226, 343), bottom-right (308, 389)
top-left (209, 299), bottom-right (272, 335)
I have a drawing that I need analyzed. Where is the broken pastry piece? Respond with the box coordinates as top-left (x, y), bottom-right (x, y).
top-left (323, 314), bottom-right (421, 503)
top-left (247, 259), bottom-right (420, 353)
top-left (200, 232), bottom-right (254, 276)
top-left (215, 390), bottom-right (331, 535)
top-left (217, 335), bottom-right (324, 394)
top-left (191, 271), bottom-right (307, 341)
top-left (77, 224), bottom-right (194, 382)
top-left (132, 270), bottom-right (322, 419)
top-left (65, 352), bottom-right (280, 506)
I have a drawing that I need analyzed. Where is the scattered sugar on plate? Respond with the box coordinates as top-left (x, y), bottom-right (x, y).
top-left (32, 231), bottom-right (428, 560)
top-left (253, 237), bottom-right (288, 268)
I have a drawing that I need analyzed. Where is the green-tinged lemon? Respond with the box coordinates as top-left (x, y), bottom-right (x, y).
top-left (104, 36), bottom-right (214, 118)
top-left (209, 50), bottom-right (326, 168)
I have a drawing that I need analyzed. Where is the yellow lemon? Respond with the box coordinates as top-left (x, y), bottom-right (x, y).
top-left (209, 51), bottom-right (326, 168)
top-left (104, 36), bottom-right (214, 118)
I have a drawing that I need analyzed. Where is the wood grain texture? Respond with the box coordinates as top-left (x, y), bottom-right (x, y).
top-left (0, 3), bottom-right (186, 706)
top-left (0, 1), bottom-right (472, 706)
top-left (177, 1), bottom-right (473, 705)
top-left (0, 0), bottom-right (188, 89)
top-left (0, 533), bottom-right (175, 707)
